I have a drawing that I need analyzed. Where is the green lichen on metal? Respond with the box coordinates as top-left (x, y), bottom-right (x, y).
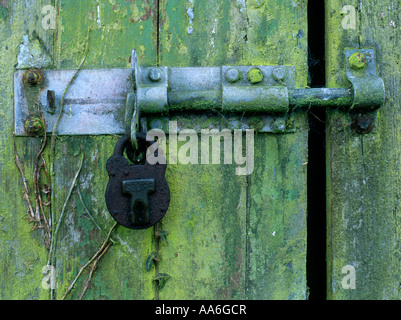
top-left (247, 68), bottom-right (264, 84)
top-left (24, 116), bottom-right (45, 136)
top-left (348, 52), bottom-right (367, 70)
top-left (289, 88), bottom-right (354, 109)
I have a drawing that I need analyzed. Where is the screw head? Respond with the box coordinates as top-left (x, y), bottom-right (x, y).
top-left (272, 67), bottom-right (285, 81)
top-left (225, 68), bottom-right (241, 83)
top-left (24, 116), bottom-right (45, 136)
top-left (349, 52), bottom-right (368, 70)
top-left (23, 69), bottom-right (43, 86)
top-left (247, 68), bottom-right (264, 84)
top-left (148, 68), bottom-right (162, 82)
top-left (351, 114), bottom-right (374, 134)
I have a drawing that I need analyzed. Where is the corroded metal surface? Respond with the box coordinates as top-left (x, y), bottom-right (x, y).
top-left (14, 49), bottom-right (384, 136)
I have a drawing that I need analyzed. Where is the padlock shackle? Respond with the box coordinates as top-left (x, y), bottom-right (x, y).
top-left (113, 132), bottom-right (153, 156)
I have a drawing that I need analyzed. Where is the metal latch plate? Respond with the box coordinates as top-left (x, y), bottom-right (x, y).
top-left (14, 66), bottom-right (296, 136)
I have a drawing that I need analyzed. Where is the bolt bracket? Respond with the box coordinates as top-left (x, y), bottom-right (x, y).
top-left (345, 48), bottom-right (385, 110)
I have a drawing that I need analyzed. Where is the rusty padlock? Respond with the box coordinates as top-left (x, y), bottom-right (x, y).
top-left (105, 133), bottom-right (170, 229)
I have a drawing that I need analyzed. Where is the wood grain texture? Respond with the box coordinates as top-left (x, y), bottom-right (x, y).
top-left (0, 0), bottom-right (53, 300)
top-left (326, 0), bottom-right (401, 299)
top-left (158, 0), bottom-right (309, 299)
top-left (53, 0), bottom-right (158, 300)
top-left (0, 0), bottom-right (309, 300)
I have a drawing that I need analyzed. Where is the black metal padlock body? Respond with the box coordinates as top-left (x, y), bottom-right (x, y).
top-left (105, 133), bottom-right (170, 229)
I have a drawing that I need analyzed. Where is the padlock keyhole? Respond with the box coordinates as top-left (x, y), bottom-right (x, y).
top-left (133, 199), bottom-right (147, 223)
top-left (122, 178), bottom-right (155, 227)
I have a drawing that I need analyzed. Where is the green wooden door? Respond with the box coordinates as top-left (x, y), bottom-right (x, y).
top-left (326, 0), bottom-right (401, 299)
top-left (2, 0), bottom-right (308, 300)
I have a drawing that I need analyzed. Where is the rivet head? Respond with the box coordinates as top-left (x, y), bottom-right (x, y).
top-left (349, 52), bottom-right (368, 70)
top-left (247, 68), bottom-right (264, 84)
top-left (225, 68), bottom-right (241, 83)
top-left (148, 68), bottom-right (162, 82)
top-left (351, 114), bottom-right (374, 134)
top-left (272, 67), bottom-right (285, 81)
top-left (24, 116), bottom-right (44, 136)
top-left (23, 69), bottom-right (43, 86)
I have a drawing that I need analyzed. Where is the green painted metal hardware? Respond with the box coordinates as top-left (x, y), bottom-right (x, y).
top-left (127, 48), bottom-right (384, 143)
top-left (129, 48), bottom-right (384, 114)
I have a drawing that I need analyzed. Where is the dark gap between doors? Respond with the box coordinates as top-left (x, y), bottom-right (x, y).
top-left (306, 0), bottom-right (327, 300)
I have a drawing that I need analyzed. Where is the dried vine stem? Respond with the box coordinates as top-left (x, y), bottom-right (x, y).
top-left (40, 154), bottom-right (52, 248)
top-left (49, 38), bottom-right (89, 240)
top-left (47, 31), bottom-right (90, 300)
top-left (61, 222), bottom-right (118, 300)
top-left (77, 187), bottom-right (116, 244)
top-left (13, 105), bottom-right (51, 240)
top-left (13, 133), bottom-right (35, 220)
top-left (78, 241), bottom-right (112, 300)
top-left (47, 151), bottom-right (84, 266)
top-left (49, 31), bottom-right (90, 157)
top-left (33, 106), bottom-right (49, 227)
top-left (154, 223), bottom-right (160, 300)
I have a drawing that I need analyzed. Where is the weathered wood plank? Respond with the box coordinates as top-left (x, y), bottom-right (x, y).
top-left (326, 0), bottom-right (401, 299)
top-left (158, 0), bottom-right (309, 299)
top-left (1, 0), bottom-right (309, 300)
top-left (52, 0), bottom-right (159, 300)
top-left (158, 1), bottom-right (248, 299)
top-left (240, 1), bottom-right (309, 300)
top-left (0, 0), bottom-right (54, 300)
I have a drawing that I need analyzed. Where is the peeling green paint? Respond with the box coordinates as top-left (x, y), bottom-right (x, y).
top-left (0, 5), bottom-right (7, 21)
top-left (326, 0), bottom-right (401, 300)
top-left (159, 0), bottom-right (308, 299)
top-left (1, 0), bottom-right (310, 300)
